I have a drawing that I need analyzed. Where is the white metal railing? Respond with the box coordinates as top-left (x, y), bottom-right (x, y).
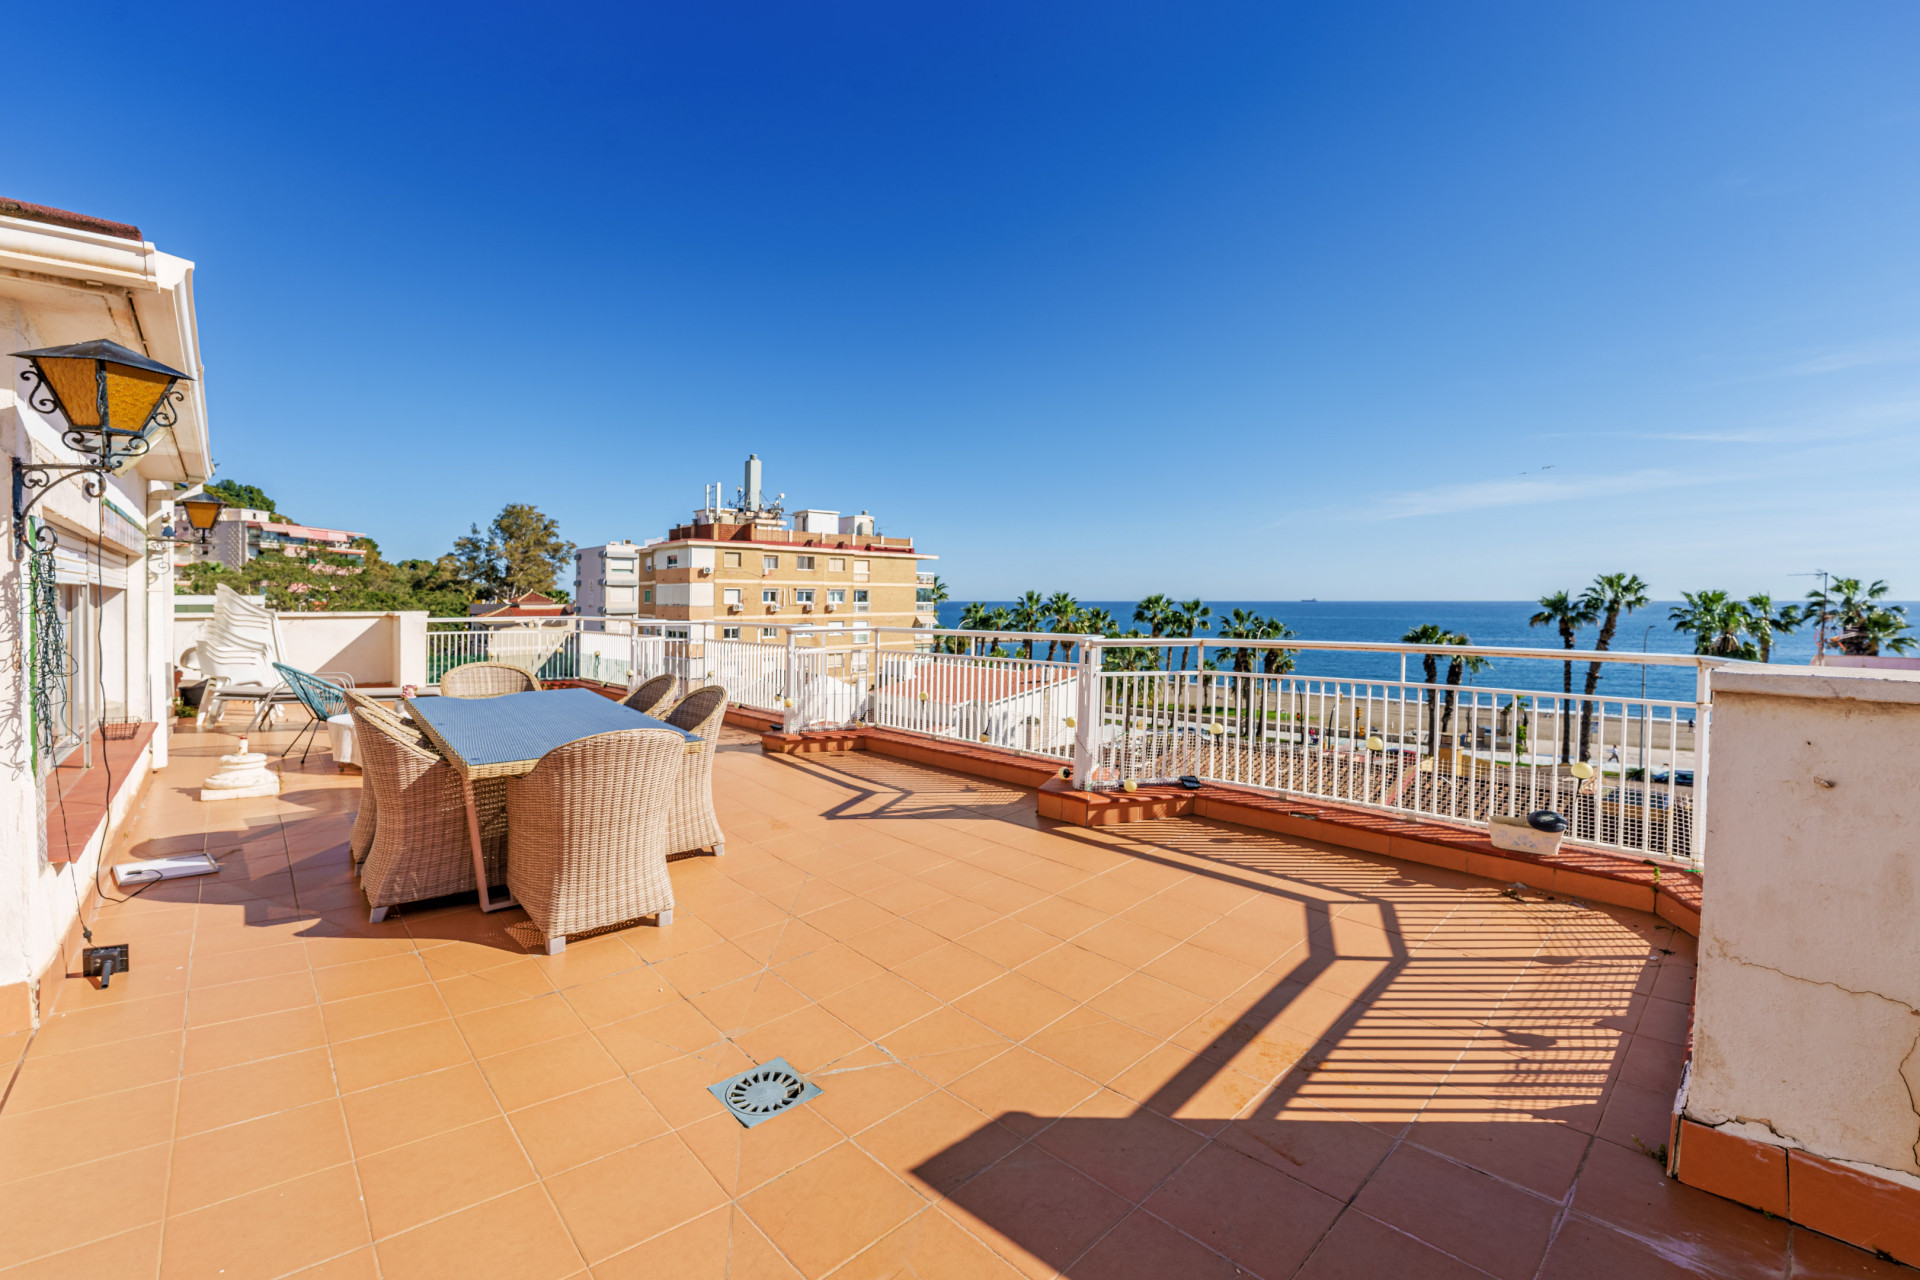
top-left (477, 618), bottom-right (1717, 867)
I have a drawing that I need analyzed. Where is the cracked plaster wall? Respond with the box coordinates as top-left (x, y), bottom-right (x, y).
top-left (1689, 667), bottom-right (1920, 1177)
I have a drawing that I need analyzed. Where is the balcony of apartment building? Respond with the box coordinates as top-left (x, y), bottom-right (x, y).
top-left (7, 616), bottom-right (1916, 1278)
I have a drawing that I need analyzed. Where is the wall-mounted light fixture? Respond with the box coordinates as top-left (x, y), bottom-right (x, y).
top-left (11, 338), bottom-right (193, 552)
top-left (154, 490), bottom-right (226, 550)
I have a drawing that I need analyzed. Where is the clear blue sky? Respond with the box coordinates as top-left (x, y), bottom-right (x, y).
top-left (11, 3), bottom-right (1918, 600)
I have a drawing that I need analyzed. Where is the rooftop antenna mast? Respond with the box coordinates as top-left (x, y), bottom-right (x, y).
top-left (1790, 570), bottom-right (1832, 657)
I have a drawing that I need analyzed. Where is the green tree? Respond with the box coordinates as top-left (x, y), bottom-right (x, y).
top-left (1401, 624), bottom-right (1451, 752)
top-left (1043, 592), bottom-right (1080, 662)
top-left (452, 504), bottom-right (575, 600)
top-left (1575, 573), bottom-right (1650, 761)
top-left (1529, 590), bottom-right (1598, 762)
top-left (1133, 594), bottom-right (1174, 670)
top-left (1438, 633), bottom-right (1492, 739)
top-left (205, 479), bottom-right (282, 518)
top-left (1172, 599), bottom-right (1212, 672)
top-left (1744, 594), bottom-right (1802, 664)
top-left (1010, 590), bottom-right (1047, 659)
top-left (1670, 590), bottom-right (1756, 659)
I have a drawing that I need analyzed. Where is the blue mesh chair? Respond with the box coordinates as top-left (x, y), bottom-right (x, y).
top-left (272, 662), bottom-right (354, 763)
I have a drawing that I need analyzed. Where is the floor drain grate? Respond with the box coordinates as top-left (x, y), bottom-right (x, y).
top-left (708, 1058), bottom-right (822, 1128)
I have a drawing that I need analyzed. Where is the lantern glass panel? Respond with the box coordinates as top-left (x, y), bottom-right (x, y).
top-left (103, 362), bottom-right (174, 433)
top-left (179, 496), bottom-right (224, 531)
top-left (36, 357), bottom-right (101, 426)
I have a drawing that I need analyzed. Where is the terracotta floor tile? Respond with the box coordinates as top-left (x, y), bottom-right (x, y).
top-left (1064, 1207), bottom-right (1245, 1280)
top-left (341, 1061), bottom-right (504, 1155)
top-left (892, 943), bottom-right (1007, 1003)
top-left (808, 1060), bottom-right (937, 1136)
top-left (1353, 1142), bottom-right (1559, 1279)
top-left (373, 1184), bottom-right (585, 1279)
top-left (182, 1003), bottom-right (329, 1075)
top-left (613, 998), bottom-right (728, 1055)
top-left (357, 1116), bottom-right (538, 1238)
top-left (735, 1004), bottom-right (871, 1074)
top-left (547, 1133), bottom-right (731, 1263)
top-left (455, 993), bottom-right (591, 1058)
top-left (775, 943), bottom-right (888, 1001)
top-left (167, 1098), bottom-right (354, 1214)
top-left (1015, 943), bottom-right (1131, 1004)
top-left (1089, 972), bottom-right (1213, 1040)
top-left (0, 1224), bottom-right (162, 1280)
top-left (588, 1205), bottom-right (731, 1280)
top-left (175, 1045), bottom-right (338, 1136)
top-left (321, 982), bottom-right (450, 1043)
top-left (31, 990), bottom-right (187, 1055)
top-left (907, 896), bottom-right (1004, 941)
top-left (2, 1028), bottom-right (183, 1112)
top-left (679, 1104), bottom-right (846, 1196)
top-left (858, 1089), bottom-right (1022, 1196)
top-left (844, 916), bottom-right (949, 969)
top-left (1022, 1011), bottom-right (1161, 1087)
top-left (556, 966), bottom-right (680, 1027)
top-left (956, 919), bottom-right (1061, 970)
top-left (630, 1055), bottom-right (740, 1130)
top-left (189, 940), bottom-right (309, 989)
top-left (1408, 1114), bottom-right (1594, 1199)
top-left (1295, 1208), bottom-right (1493, 1280)
top-left (834, 1207), bottom-right (1028, 1280)
top-left (479, 1030), bottom-right (625, 1111)
top-left (0, 1080), bottom-right (177, 1180)
top-left (284, 1244), bottom-right (381, 1278)
top-left (1213, 1105), bottom-right (1399, 1201)
top-left (1571, 1138), bottom-right (1791, 1277)
top-left (509, 1077), bottom-right (671, 1177)
top-left (941, 1145), bottom-right (1133, 1280)
top-left (0, 1143), bottom-right (171, 1269)
top-left (953, 972), bottom-right (1078, 1043)
top-left (331, 1018), bottom-right (472, 1094)
top-left (741, 1142), bottom-right (927, 1278)
top-left (949, 1047), bottom-right (1100, 1138)
top-left (687, 971), bottom-right (814, 1036)
top-left (819, 972), bottom-right (943, 1040)
top-left (1538, 1214), bottom-right (1733, 1280)
top-left (1142, 1141), bottom-right (1343, 1278)
top-left (652, 939), bottom-right (767, 996)
top-left (310, 950), bottom-right (432, 1002)
top-left (159, 1162), bottom-right (371, 1280)
top-left (593, 1012), bottom-right (696, 1075)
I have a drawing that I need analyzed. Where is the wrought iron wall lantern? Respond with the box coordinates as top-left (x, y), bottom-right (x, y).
top-left (11, 338), bottom-right (193, 553)
top-left (152, 491), bottom-right (226, 550)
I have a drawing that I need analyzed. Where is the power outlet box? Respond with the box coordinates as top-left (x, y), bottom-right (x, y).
top-left (82, 944), bottom-right (131, 986)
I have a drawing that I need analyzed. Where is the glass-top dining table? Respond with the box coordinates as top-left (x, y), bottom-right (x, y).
top-left (405, 687), bottom-right (700, 912)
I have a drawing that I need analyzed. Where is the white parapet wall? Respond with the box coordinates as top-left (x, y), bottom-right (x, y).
top-left (1687, 664), bottom-right (1920, 1179)
top-left (175, 603), bottom-right (428, 689)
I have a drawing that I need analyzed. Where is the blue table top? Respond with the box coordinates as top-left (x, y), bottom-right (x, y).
top-left (406, 687), bottom-right (695, 777)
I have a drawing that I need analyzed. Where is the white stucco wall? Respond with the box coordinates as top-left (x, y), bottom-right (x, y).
top-left (1687, 665), bottom-right (1920, 1180)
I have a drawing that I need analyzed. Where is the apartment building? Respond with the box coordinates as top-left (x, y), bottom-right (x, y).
top-left (194, 507), bottom-right (366, 571)
top-left (574, 456), bottom-right (936, 653)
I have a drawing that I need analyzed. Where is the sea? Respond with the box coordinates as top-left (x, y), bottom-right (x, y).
top-left (933, 600), bottom-right (1877, 705)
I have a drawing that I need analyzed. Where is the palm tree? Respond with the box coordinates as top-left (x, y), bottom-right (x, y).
top-left (1255, 617), bottom-right (1296, 740)
top-left (1402, 623), bottom-right (1452, 753)
top-left (1044, 592), bottom-right (1080, 662)
top-left (1670, 591), bottom-right (1755, 659)
top-left (957, 601), bottom-right (992, 656)
top-left (1439, 633), bottom-right (1492, 739)
top-left (1009, 591), bottom-right (1047, 659)
top-left (1529, 590), bottom-right (1598, 762)
top-left (1172, 599), bottom-right (1212, 672)
top-left (1806, 578), bottom-right (1914, 656)
top-left (1574, 573), bottom-right (1649, 761)
top-left (1134, 594), bottom-right (1173, 670)
top-left (1744, 594), bottom-right (1801, 664)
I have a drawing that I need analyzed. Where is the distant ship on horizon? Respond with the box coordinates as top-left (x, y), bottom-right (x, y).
top-left (1301, 597), bottom-right (1318, 602)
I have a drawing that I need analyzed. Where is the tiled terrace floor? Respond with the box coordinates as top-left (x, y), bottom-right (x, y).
top-left (2, 720), bottom-right (1909, 1279)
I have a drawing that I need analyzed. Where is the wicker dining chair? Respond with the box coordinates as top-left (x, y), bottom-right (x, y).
top-left (663, 684), bottom-right (728, 858)
top-left (352, 706), bottom-right (508, 920)
top-left (345, 691), bottom-right (438, 871)
top-left (441, 661), bottom-right (541, 698)
top-left (622, 673), bottom-right (677, 717)
top-left (507, 728), bottom-right (686, 954)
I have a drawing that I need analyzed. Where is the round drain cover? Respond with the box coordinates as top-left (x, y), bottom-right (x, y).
top-left (728, 1067), bottom-right (806, 1116)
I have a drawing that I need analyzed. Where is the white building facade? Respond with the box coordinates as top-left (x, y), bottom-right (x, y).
top-left (0, 200), bottom-right (213, 1031)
